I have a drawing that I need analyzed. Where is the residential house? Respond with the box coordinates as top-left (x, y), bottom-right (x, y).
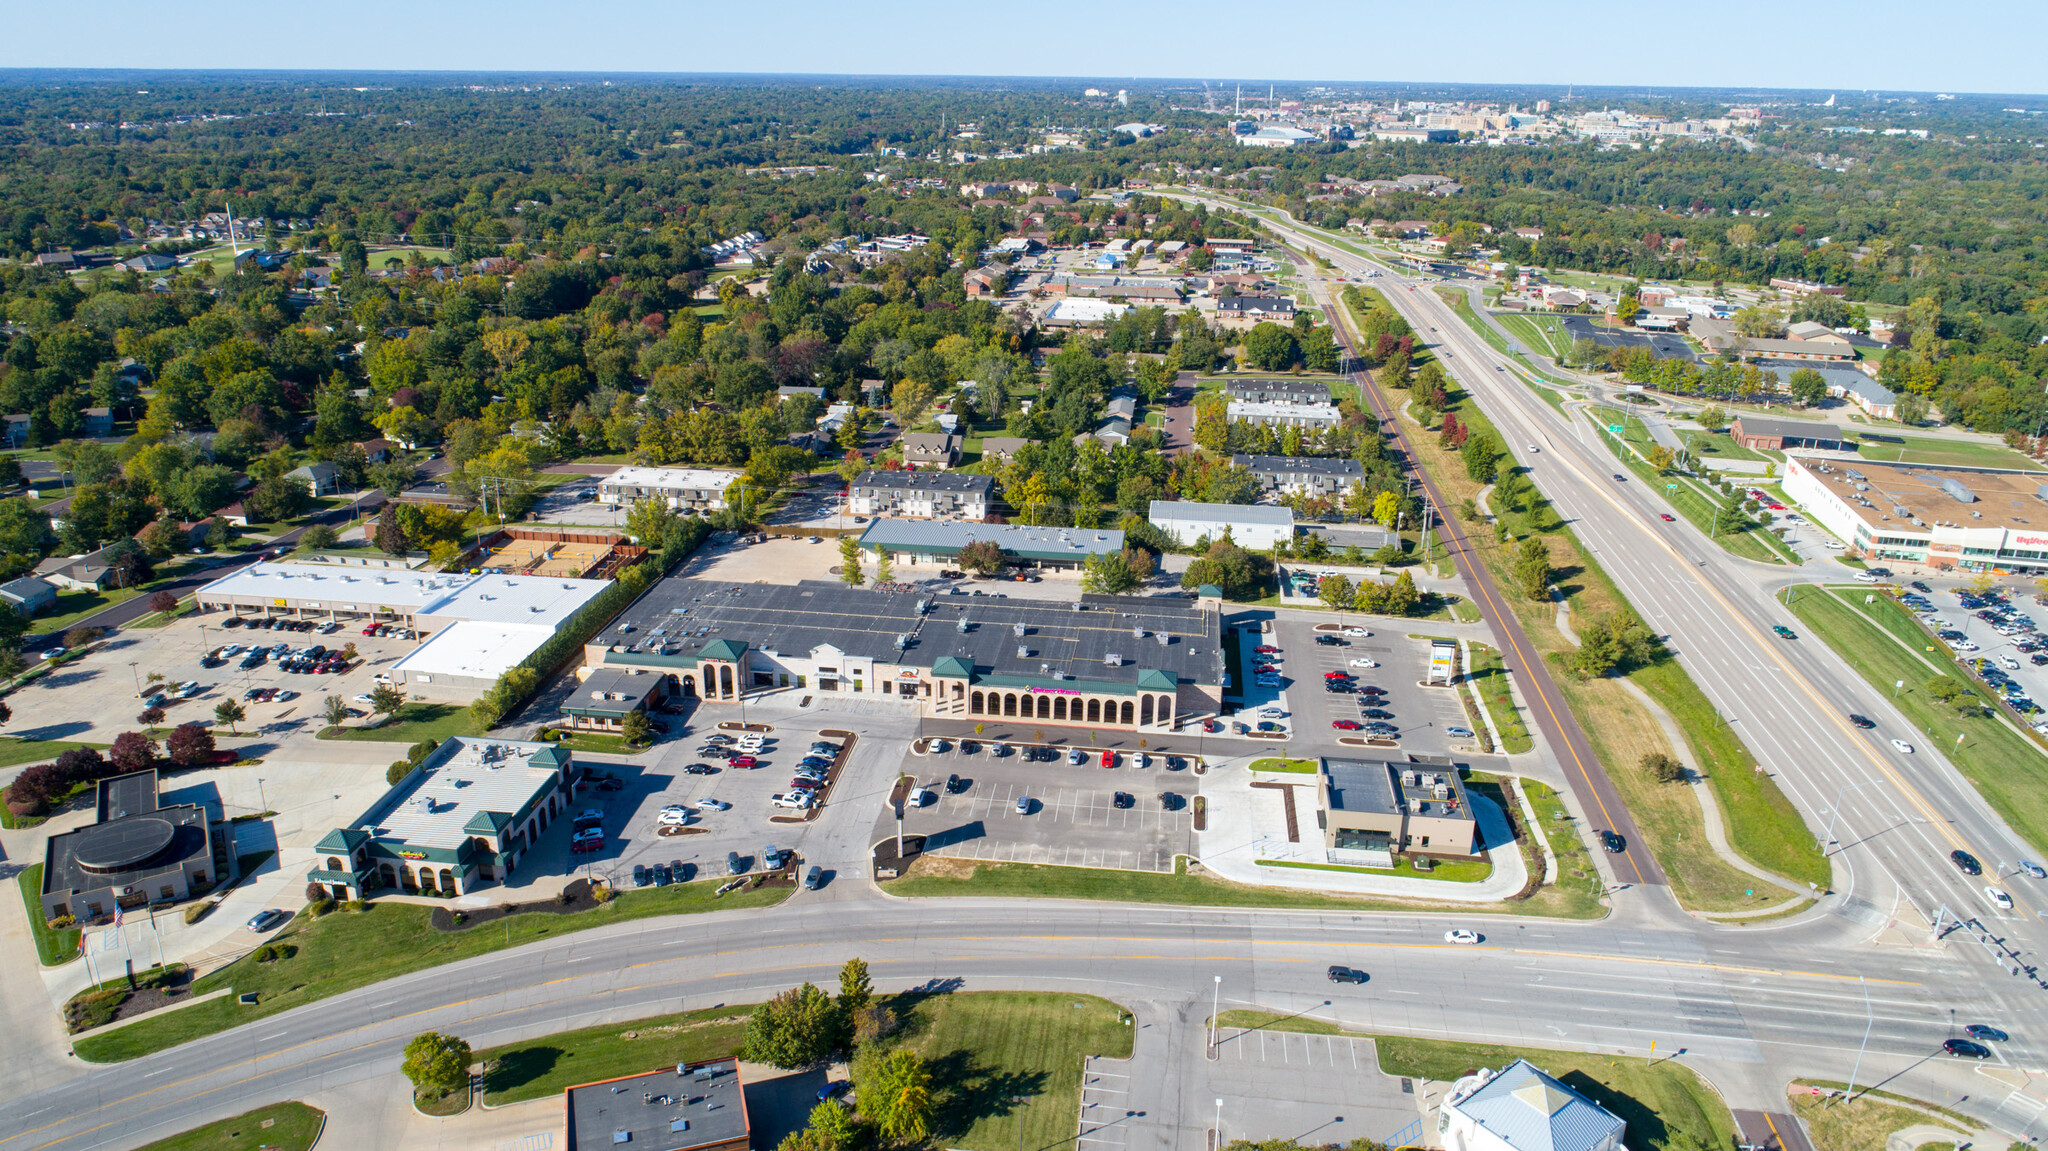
top-left (357, 438), bottom-right (395, 464)
top-left (899, 432), bottom-right (964, 470)
top-left (83, 408), bottom-right (113, 437)
top-left (1231, 454), bottom-right (1365, 498)
top-left (776, 385), bottom-right (825, 403)
top-left (1204, 237), bottom-right (1256, 256)
top-left (847, 471), bottom-right (993, 521)
top-left (30, 251), bottom-right (77, 270)
top-left (1770, 277), bottom-right (1844, 296)
top-left (597, 466), bottom-right (744, 512)
top-left (979, 436), bottom-right (1031, 463)
top-left (117, 253), bottom-right (179, 274)
top-left (3, 415), bottom-right (29, 448)
top-left (1226, 399), bottom-right (1341, 430)
top-left (34, 544), bottom-right (128, 592)
top-left (0, 575), bottom-right (58, 617)
top-left (287, 462), bottom-right (343, 496)
top-left (962, 267), bottom-right (1011, 298)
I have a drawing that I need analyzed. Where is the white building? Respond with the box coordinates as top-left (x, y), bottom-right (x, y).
top-left (1438, 1060), bottom-right (1624, 1151)
top-left (848, 471), bottom-right (993, 521)
top-left (1148, 500), bottom-right (1294, 550)
top-left (596, 466), bottom-right (745, 513)
top-left (1781, 456), bottom-right (2048, 573)
top-left (1043, 298), bottom-right (1131, 326)
top-left (1226, 399), bottom-right (1342, 429)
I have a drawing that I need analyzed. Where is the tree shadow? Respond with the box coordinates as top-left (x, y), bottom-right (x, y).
top-left (10, 720), bottom-right (96, 741)
top-left (482, 1045), bottom-right (562, 1097)
top-left (1556, 1071), bottom-right (1668, 1151)
top-left (923, 1046), bottom-right (1049, 1143)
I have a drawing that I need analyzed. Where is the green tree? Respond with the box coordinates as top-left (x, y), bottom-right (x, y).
top-left (212, 699), bottom-right (245, 734)
top-left (742, 983), bottom-right (838, 1068)
top-left (1694, 405), bottom-right (1729, 432)
top-left (1640, 752), bottom-right (1686, 784)
top-left (1370, 490), bottom-right (1399, 529)
top-left (1317, 573), bottom-right (1354, 611)
top-left (626, 499), bottom-right (678, 547)
top-left (1081, 547), bottom-right (1154, 595)
top-left (1786, 368), bottom-right (1828, 407)
top-left (955, 538), bottom-right (1006, 576)
top-left (1243, 322), bottom-right (1299, 371)
top-left (838, 535), bottom-right (865, 586)
top-left (872, 547), bottom-right (894, 585)
top-left (401, 1032), bottom-right (472, 1101)
top-left (323, 694), bottom-right (350, 728)
top-left (838, 958), bottom-right (872, 1017)
top-left (621, 710), bottom-right (653, 747)
top-left (369, 683), bottom-right (407, 718)
top-left (1567, 612), bottom-right (1659, 679)
top-left (1896, 394), bottom-right (1930, 426)
top-left (856, 1047), bottom-right (934, 1144)
top-left (1515, 537), bottom-right (1552, 601)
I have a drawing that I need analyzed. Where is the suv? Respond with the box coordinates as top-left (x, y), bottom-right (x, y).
top-left (1326, 966), bottom-right (1367, 984)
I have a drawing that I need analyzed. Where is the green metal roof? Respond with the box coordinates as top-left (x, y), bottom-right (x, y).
top-left (464, 809), bottom-right (514, 835)
top-left (700, 638), bottom-right (749, 661)
top-left (931, 656), bottom-right (974, 678)
top-left (1135, 668), bottom-right (1178, 692)
top-left (315, 827), bottom-right (370, 855)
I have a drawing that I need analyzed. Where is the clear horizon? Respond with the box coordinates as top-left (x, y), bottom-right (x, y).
top-left (3, 0), bottom-right (2042, 97)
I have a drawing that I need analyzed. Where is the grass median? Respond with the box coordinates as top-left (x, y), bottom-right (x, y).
top-left (1214, 1011), bottom-right (1734, 1151)
top-left (1789, 1088), bottom-right (1966, 1151)
top-left (1787, 586), bottom-right (2048, 855)
top-left (130, 1102), bottom-right (325, 1151)
top-left (1466, 644), bottom-right (1532, 753)
top-left (317, 701), bottom-right (475, 744)
top-left (73, 878), bottom-right (790, 1063)
top-left (481, 1006), bottom-right (750, 1104)
top-left (1249, 757), bottom-right (1318, 773)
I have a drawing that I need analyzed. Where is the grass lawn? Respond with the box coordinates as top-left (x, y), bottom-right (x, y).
top-left (1249, 757), bottom-right (1318, 773)
top-left (1467, 645), bottom-right (1533, 753)
top-left (31, 586), bottom-right (143, 635)
top-left (1855, 431), bottom-right (2043, 472)
top-left (317, 702), bottom-right (475, 744)
top-left (885, 855), bottom-right (1598, 917)
top-left (481, 1006), bottom-right (749, 1104)
top-left (893, 991), bottom-right (1133, 1151)
top-left (1788, 586), bottom-right (2048, 856)
top-left (73, 878), bottom-right (792, 1063)
top-left (539, 731), bottom-right (647, 755)
top-left (1257, 855), bottom-right (1492, 882)
top-left (1684, 430), bottom-right (1772, 465)
top-left (128, 1102), bottom-right (325, 1151)
top-left (1494, 313), bottom-right (1577, 362)
top-left (1789, 1090), bottom-right (1965, 1151)
top-left (1522, 779), bottom-right (1606, 908)
top-left (19, 864), bottom-right (79, 965)
top-left (1214, 1012), bottom-right (1733, 1151)
top-left (0, 737), bottom-right (105, 768)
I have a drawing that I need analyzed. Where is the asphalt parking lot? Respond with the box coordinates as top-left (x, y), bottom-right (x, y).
top-left (1263, 616), bottom-right (1473, 759)
top-left (887, 741), bottom-right (1197, 872)
top-left (12, 612), bottom-right (436, 741)
top-left (563, 724), bottom-right (870, 887)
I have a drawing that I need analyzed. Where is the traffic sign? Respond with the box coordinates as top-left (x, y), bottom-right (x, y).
top-left (1608, 425), bottom-right (1625, 435)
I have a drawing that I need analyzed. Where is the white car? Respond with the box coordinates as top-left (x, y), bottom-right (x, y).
top-left (1349, 658), bottom-right (1378, 668)
top-left (908, 787), bottom-right (934, 806)
top-left (928, 738), bottom-right (949, 753)
top-left (695, 798), bottom-right (730, 811)
top-left (1987, 886), bottom-right (2015, 911)
top-left (1526, 444), bottom-right (1539, 453)
top-left (1444, 929), bottom-right (1480, 945)
top-left (220, 644), bottom-right (243, 656)
top-left (656, 809), bottom-right (691, 826)
top-left (1133, 753), bottom-right (1149, 768)
top-left (1067, 747), bottom-right (1085, 765)
top-left (1853, 573), bottom-right (1881, 584)
top-left (1890, 738), bottom-right (1915, 754)
top-left (771, 792), bottom-right (814, 809)
top-left (1343, 627), bottom-right (1371, 637)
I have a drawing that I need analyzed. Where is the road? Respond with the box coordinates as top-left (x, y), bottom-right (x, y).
top-left (0, 891), bottom-right (2036, 1151)
top-left (1221, 199), bottom-right (2048, 968)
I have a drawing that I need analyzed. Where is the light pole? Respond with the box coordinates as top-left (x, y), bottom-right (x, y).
top-left (256, 777), bottom-right (267, 815)
top-left (128, 661), bottom-right (142, 698)
top-left (1011, 1094), bottom-right (1034, 1151)
top-left (1820, 780), bottom-right (1878, 855)
top-left (1209, 974), bottom-right (1221, 1053)
top-left (1841, 975), bottom-right (1874, 1105)
top-left (1213, 1098), bottom-right (1223, 1151)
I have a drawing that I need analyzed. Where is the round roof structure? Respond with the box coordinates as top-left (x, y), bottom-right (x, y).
top-left (72, 817), bottom-right (177, 873)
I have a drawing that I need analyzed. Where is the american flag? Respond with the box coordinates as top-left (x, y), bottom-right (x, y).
top-left (111, 905), bottom-right (122, 929)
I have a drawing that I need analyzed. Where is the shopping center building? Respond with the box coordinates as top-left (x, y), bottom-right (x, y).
top-left (581, 579), bottom-right (1225, 731)
top-left (1783, 456), bottom-right (2048, 573)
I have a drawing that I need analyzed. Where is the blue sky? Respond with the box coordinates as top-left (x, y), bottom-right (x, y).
top-left (5, 0), bottom-right (2043, 96)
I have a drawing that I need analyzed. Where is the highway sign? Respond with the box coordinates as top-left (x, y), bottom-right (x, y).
top-left (1608, 425), bottom-right (1625, 435)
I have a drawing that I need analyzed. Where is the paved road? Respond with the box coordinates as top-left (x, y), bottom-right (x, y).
top-left (0, 890), bottom-right (2034, 1151)
top-left (1318, 289), bottom-right (1664, 889)
top-left (1160, 378), bottom-right (1196, 455)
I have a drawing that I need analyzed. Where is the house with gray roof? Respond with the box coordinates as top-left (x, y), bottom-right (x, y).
top-left (0, 575), bottom-right (57, 616)
top-left (898, 432), bottom-right (963, 469)
top-left (1227, 378), bottom-right (1333, 405)
top-left (1438, 1059), bottom-right (1624, 1151)
top-left (1149, 500), bottom-right (1294, 550)
top-left (859, 519), bottom-right (1124, 571)
top-left (1231, 454), bottom-right (1364, 498)
top-left (848, 470), bottom-right (993, 521)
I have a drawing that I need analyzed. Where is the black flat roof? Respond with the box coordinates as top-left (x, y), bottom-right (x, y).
top-left (599, 580), bottom-right (1223, 691)
top-left (43, 807), bottom-right (209, 897)
top-left (567, 1060), bottom-right (748, 1151)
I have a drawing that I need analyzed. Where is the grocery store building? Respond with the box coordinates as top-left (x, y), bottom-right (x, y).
top-left (1783, 456), bottom-right (2048, 573)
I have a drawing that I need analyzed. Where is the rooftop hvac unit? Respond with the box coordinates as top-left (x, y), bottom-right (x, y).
top-left (414, 796), bottom-right (434, 814)
top-left (1132, 626), bottom-right (1146, 638)
top-left (1104, 652), bottom-right (1124, 666)
top-left (1941, 478), bottom-right (1978, 504)
top-left (1434, 784), bottom-right (1452, 799)
top-left (916, 599), bottom-right (931, 614)
top-left (1013, 622), bottom-right (1028, 637)
top-left (1040, 663), bottom-right (1052, 675)
top-left (1070, 602), bottom-right (1083, 611)
top-left (1403, 771), bottom-right (1419, 786)
top-left (590, 689), bottom-right (607, 700)
top-left (894, 634), bottom-right (910, 650)
top-left (1017, 645), bottom-right (1031, 658)
top-left (956, 617), bottom-right (971, 633)
top-left (1408, 798), bottom-right (1424, 813)
top-left (1156, 632), bottom-right (1170, 646)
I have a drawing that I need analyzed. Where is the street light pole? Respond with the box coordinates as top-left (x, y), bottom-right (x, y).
top-left (1821, 780), bottom-right (1877, 855)
top-left (1842, 976), bottom-right (1874, 1104)
top-left (1209, 974), bottom-right (1221, 1053)
top-left (1213, 1098), bottom-right (1223, 1151)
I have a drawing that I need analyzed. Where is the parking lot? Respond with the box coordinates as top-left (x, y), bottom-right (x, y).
top-left (886, 741), bottom-right (1197, 872)
top-left (1897, 582), bottom-right (2048, 733)
top-left (547, 720), bottom-right (902, 892)
top-left (1235, 617), bottom-right (1476, 759)
top-left (10, 611), bottom-right (439, 742)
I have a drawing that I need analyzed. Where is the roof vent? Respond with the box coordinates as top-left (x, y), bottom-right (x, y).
top-left (956, 617), bottom-right (971, 633)
top-left (1157, 632), bottom-right (1170, 646)
top-left (1132, 625), bottom-right (1146, 638)
top-left (894, 634), bottom-right (910, 650)
top-left (1104, 652), bottom-right (1124, 666)
top-left (1013, 622), bottom-right (1028, 637)
top-left (1017, 645), bottom-right (1031, 658)
top-left (590, 689), bottom-right (606, 700)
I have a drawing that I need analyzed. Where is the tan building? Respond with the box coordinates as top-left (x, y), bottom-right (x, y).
top-left (1321, 758), bottom-right (1480, 865)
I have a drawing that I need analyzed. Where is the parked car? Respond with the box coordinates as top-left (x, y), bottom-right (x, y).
top-left (244, 909), bottom-right (290, 933)
top-left (1014, 796), bottom-right (1033, 815)
top-left (772, 792), bottom-right (814, 809)
top-left (1445, 725), bottom-right (1475, 739)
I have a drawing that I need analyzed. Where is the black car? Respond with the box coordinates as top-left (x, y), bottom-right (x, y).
top-left (1325, 683), bottom-right (1354, 694)
top-left (1952, 849), bottom-right (1984, 876)
top-left (1315, 635), bottom-right (1342, 646)
top-left (1943, 1038), bottom-right (1992, 1059)
top-left (683, 763), bottom-right (718, 775)
top-left (1326, 965), bottom-right (1367, 984)
top-left (1361, 709), bottom-right (1395, 720)
top-left (1600, 830), bottom-right (1626, 854)
top-left (1848, 714), bottom-right (1875, 729)
top-left (1912, 581), bottom-right (1932, 593)
top-left (1165, 756), bottom-right (1183, 771)
top-left (1966, 1024), bottom-right (2009, 1042)
top-left (1159, 791), bottom-right (1180, 810)
top-left (632, 864), bottom-right (651, 887)
top-left (727, 851), bottom-right (745, 876)
top-left (1112, 792), bottom-right (1134, 809)
top-left (945, 773), bottom-right (969, 794)
top-left (239, 654), bottom-right (265, 670)
top-left (652, 864), bottom-right (673, 886)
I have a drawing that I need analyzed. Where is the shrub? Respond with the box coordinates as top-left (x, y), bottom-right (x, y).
top-left (47, 914), bottom-right (75, 930)
top-left (165, 722), bottom-right (217, 767)
top-left (183, 902), bottom-right (211, 925)
top-left (305, 882), bottom-right (327, 902)
top-left (254, 944), bottom-right (280, 962)
top-left (1641, 752), bottom-right (1687, 784)
top-left (388, 761), bottom-right (412, 785)
top-left (310, 899), bottom-right (336, 918)
top-left (593, 884), bottom-right (614, 904)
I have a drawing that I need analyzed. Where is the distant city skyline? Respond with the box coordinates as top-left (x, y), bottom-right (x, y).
top-left (4, 0), bottom-right (2044, 97)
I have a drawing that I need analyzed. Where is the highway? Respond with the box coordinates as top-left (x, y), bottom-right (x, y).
top-left (0, 895), bottom-right (2034, 1151)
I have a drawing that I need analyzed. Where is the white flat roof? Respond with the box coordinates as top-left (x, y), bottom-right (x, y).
top-left (196, 563), bottom-right (607, 626)
top-left (392, 621), bottom-right (557, 682)
top-left (368, 738), bottom-right (560, 850)
top-left (1148, 500), bottom-right (1295, 527)
top-left (598, 466), bottom-right (744, 491)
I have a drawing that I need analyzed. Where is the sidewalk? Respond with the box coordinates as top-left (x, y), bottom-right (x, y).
top-left (1195, 756), bottom-right (1528, 902)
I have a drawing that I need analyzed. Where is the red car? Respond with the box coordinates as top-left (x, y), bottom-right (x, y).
top-left (1254, 645), bottom-right (1280, 654)
top-left (1101, 750), bottom-right (1115, 768)
top-left (1324, 671), bottom-right (1353, 680)
top-left (1659, 513), bottom-right (1675, 522)
top-left (790, 777), bottom-right (822, 790)
top-left (728, 755), bottom-right (757, 769)
top-left (1203, 720), bottom-right (1222, 733)
top-left (361, 626), bottom-right (378, 636)
top-left (1331, 720), bottom-right (1364, 731)
top-left (1254, 664), bottom-right (1280, 674)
